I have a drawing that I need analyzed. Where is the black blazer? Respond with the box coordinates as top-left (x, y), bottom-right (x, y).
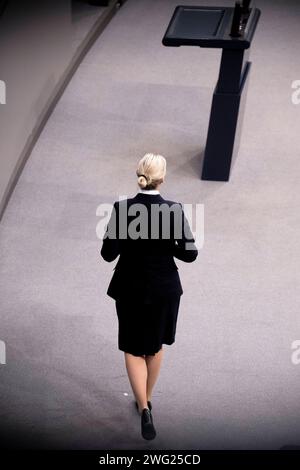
top-left (100, 192), bottom-right (198, 302)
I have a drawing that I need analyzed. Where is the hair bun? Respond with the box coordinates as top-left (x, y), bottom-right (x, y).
top-left (137, 175), bottom-right (147, 189)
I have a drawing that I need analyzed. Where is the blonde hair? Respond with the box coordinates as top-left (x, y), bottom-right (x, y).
top-left (136, 153), bottom-right (166, 190)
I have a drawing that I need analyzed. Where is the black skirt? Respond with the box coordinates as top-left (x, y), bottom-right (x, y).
top-left (115, 294), bottom-right (181, 356)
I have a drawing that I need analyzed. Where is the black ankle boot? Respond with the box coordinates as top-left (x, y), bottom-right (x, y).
top-left (141, 408), bottom-right (156, 440)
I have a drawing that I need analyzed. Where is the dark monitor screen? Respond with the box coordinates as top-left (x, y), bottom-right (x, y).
top-left (167, 7), bottom-right (225, 40)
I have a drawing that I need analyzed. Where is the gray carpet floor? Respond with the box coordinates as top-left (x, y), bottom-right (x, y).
top-left (1, 0), bottom-right (300, 450)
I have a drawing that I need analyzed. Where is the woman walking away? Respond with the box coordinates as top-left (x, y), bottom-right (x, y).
top-left (100, 153), bottom-right (198, 440)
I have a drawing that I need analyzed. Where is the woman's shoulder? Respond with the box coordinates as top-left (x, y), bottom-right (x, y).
top-left (112, 198), bottom-right (130, 207)
top-left (160, 197), bottom-right (182, 209)
top-left (162, 197), bottom-right (181, 204)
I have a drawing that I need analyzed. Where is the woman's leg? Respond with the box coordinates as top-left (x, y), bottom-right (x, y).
top-left (145, 347), bottom-right (164, 402)
top-left (124, 352), bottom-right (148, 413)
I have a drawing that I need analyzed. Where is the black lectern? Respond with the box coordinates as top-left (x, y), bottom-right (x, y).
top-left (162, 3), bottom-right (261, 181)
